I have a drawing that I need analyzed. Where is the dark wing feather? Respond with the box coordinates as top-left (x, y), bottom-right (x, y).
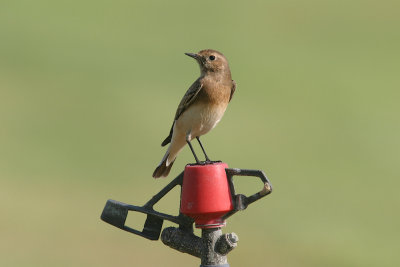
top-left (161, 79), bottom-right (203, 146)
top-left (174, 79), bottom-right (203, 120)
top-left (229, 80), bottom-right (236, 102)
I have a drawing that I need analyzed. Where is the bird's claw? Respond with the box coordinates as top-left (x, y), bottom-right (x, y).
top-left (193, 160), bottom-right (222, 165)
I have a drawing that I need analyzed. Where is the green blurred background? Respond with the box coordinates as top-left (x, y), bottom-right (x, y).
top-left (1, 0), bottom-right (399, 266)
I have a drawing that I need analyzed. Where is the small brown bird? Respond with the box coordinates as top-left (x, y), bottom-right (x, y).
top-left (152, 49), bottom-right (236, 178)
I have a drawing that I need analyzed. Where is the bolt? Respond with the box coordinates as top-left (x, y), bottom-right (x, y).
top-left (227, 233), bottom-right (238, 244)
top-left (215, 232), bottom-right (239, 255)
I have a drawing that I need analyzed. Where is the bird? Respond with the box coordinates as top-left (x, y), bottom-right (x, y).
top-left (152, 49), bottom-right (236, 178)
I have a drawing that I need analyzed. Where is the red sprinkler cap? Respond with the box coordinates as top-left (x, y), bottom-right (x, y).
top-left (180, 162), bottom-right (234, 228)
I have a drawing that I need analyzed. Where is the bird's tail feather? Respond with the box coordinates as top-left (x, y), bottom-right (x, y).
top-left (152, 152), bottom-right (175, 178)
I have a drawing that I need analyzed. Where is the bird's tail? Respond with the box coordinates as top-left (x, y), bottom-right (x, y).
top-left (152, 150), bottom-right (175, 178)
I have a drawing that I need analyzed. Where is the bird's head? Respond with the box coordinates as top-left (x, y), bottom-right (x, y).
top-left (185, 49), bottom-right (230, 75)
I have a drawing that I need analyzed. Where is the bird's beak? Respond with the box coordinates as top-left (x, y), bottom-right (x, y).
top-left (185, 52), bottom-right (199, 59)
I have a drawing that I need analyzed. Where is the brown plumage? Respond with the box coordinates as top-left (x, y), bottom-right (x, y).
top-left (153, 49), bottom-right (236, 178)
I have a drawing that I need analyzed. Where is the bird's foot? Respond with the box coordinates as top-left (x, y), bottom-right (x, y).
top-left (192, 160), bottom-right (222, 166)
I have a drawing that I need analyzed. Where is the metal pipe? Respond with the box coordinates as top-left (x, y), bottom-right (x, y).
top-left (201, 228), bottom-right (229, 267)
top-left (161, 227), bottom-right (202, 258)
top-left (161, 227), bottom-right (238, 267)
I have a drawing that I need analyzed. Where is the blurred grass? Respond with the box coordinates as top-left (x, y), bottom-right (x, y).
top-left (1, 0), bottom-right (399, 266)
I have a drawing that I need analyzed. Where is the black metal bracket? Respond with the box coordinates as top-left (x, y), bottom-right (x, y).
top-left (222, 168), bottom-right (273, 220)
top-left (101, 172), bottom-right (194, 240)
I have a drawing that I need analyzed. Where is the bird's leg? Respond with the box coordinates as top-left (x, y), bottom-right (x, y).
top-left (196, 137), bottom-right (211, 162)
top-left (186, 134), bottom-right (200, 164)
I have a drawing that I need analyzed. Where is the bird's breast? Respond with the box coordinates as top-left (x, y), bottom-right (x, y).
top-left (199, 82), bottom-right (232, 105)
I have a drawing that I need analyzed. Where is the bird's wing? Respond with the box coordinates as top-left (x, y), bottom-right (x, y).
top-left (229, 80), bottom-right (236, 102)
top-left (174, 78), bottom-right (203, 120)
top-left (161, 79), bottom-right (203, 147)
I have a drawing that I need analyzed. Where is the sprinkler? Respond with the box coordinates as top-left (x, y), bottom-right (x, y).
top-left (101, 162), bottom-right (272, 267)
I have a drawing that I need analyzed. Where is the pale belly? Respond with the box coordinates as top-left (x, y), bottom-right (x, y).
top-left (175, 102), bottom-right (228, 140)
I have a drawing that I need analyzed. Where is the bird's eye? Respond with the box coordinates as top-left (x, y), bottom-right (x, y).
top-left (209, 55), bottom-right (215, 61)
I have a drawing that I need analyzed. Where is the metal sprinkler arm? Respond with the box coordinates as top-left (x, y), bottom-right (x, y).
top-left (222, 168), bottom-right (273, 220)
top-left (101, 171), bottom-right (194, 240)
